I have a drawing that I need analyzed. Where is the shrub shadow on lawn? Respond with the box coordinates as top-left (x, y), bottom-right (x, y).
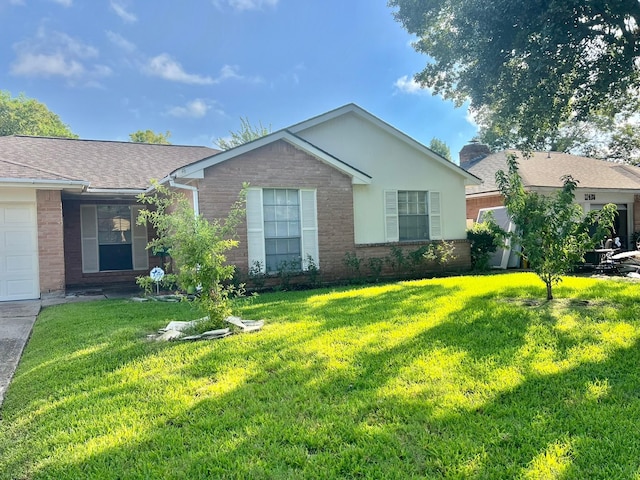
top-left (5, 277), bottom-right (640, 478)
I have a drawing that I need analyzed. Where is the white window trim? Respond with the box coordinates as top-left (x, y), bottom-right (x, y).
top-left (384, 190), bottom-right (442, 242)
top-left (246, 188), bottom-right (319, 274)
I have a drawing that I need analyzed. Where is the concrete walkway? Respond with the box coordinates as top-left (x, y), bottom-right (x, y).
top-left (0, 288), bottom-right (136, 407)
top-left (0, 300), bottom-right (41, 406)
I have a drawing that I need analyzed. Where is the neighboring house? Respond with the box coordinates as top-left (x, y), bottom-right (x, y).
top-left (0, 104), bottom-right (479, 301)
top-left (462, 145), bottom-right (640, 250)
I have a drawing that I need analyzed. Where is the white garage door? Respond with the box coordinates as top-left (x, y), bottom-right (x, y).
top-left (0, 203), bottom-right (39, 301)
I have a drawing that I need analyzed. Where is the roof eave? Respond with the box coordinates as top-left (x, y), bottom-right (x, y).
top-left (172, 130), bottom-right (372, 185)
top-left (0, 177), bottom-right (88, 191)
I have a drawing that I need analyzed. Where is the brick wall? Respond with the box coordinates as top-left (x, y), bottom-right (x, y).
top-left (466, 194), bottom-right (504, 222)
top-left (37, 190), bottom-right (65, 296)
top-left (198, 140), bottom-right (356, 282)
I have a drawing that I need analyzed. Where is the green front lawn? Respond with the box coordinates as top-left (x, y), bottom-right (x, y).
top-left (2, 273), bottom-right (640, 479)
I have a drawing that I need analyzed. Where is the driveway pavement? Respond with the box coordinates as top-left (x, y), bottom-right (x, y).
top-left (0, 300), bottom-right (40, 407)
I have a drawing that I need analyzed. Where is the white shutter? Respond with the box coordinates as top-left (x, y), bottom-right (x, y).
top-left (131, 205), bottom-right (149, 270)
top-left (429, 191), bottom-right (442, 240)
top-left (300, 189), bottom-right (319, 270)
top-left (384, 190), bottom-right (399, 242)
top-left (246, 188), bottom-right (265, 273)
top-left (80, 205), bottom-right (99, 273)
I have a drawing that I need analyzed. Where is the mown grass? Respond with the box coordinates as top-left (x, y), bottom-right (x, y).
top-left (2, 273), bottom-right (640, 479)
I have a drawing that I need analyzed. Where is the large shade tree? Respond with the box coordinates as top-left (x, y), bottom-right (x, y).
top-left (0, 91), bottom-right (77, 138)
top-left (389, 0), bottom-right (640, 148)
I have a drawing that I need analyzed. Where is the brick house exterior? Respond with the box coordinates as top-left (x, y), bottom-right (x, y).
top-left (0, 105), bottom-right (480, 300)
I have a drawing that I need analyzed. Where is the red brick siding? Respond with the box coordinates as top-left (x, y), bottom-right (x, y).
top-left (467, 194), bottom-right (504, 223)
top-left (37, 190), bottom-right (65, 296)
top-left (198, 140), bottom-right (356, 281)
top-left (63, 198), bottom-right (158, 289)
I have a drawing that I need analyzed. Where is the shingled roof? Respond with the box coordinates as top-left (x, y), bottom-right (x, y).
top-left (465, 150), bottom-right (640, 195)
top-left (0, 135), bottom-right (218, 190)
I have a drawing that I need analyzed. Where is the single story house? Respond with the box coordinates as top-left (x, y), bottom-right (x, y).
top-left (0, 104), bottom-right (480, 301)
top-left (461, 144), bottom-right (640, 250)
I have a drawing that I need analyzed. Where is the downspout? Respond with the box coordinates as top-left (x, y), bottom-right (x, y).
top-left (169, 179), bottom-right (199, 216)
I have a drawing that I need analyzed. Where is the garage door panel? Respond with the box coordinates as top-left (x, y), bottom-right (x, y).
top-left (6, 254), bottom-right (37, 273)
top-left (5, 231), bottom-right (36, 250)
top-left (7, 279), bottom-right (37, 297)
top-left (0, 203), bottom-right (39, 301)
top-left (3, 206), bottom-right (35, 225)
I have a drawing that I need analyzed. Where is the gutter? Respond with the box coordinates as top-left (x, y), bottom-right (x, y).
top-left (0, 177), bottom-right (88, 190)
top-left (145, 175), bottom-right (199, 216)
top-left (85, 188), bottom-right (146, 195)
top-left (168, 179), bottom-right (199, 216)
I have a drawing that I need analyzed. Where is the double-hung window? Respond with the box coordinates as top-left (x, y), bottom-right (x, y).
top-left (246, 188), bottom-right (318, 274)
top-left (398, 191), bottom-right (429, 241)
top-left (384, 190), bottom-right (442, 242)
top-left (263, 189), bottom-right (302, 272)
top-left (80, 204), bottom-right (148, 273)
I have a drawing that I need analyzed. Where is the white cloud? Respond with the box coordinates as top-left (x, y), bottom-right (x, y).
top-left (11, 52), bottom-right (84, 77)
top-left (51, 0), bottom-right (72, 6)
top-left (10, 28), bottom-right (110, 85)
top-left (146, 54), bottom-right (214, 85)
top-left (212, 0), bottom-right (278, 11)
top-left (393, 75), bottom-right (432, 95)
top-left (106, 31), bottom-right (136, 53)
top-left (110, 0), bottom-right (137, 23)
top-left (167, 99), bottom-right (210, 118)
top-left (145, 56), bottom-right (261, 86)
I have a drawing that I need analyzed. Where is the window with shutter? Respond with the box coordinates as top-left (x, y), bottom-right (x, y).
top-left (385, 190), bottom-right (441, 242)
top-left (80, 204), bottom-right (146, 272)
top-left (246, 188), bottom-right (319, 274)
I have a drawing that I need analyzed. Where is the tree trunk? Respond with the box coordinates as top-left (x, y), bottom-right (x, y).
top-left (546, 280), bottom-right (553, 300)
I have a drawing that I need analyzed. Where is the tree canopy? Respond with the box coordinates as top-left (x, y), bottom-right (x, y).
top-left (429, 137), bottom-right (452, 161)
top-left (129, 129), bottom-right (172, 144)
top-left (496, 153), bottom-right (616, 300)
top-left (215, 117), bottom-right (271, 150)
top-left (389, 0), bottom-right (640, 148)
top-left (0, 91), bottom-right (77, 138)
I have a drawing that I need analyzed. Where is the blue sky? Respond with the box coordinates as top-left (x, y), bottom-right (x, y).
top-left (0, 0), bottom-right (478, 162)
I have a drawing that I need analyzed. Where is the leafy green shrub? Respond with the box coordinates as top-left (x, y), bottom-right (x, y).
top-left (136, 272), bottom-right (179, 296)
top-left (343, 252), bottom-right (364, 283)
top-left (423, 240), bottom-right (457, 272)
top-left (137, 181), bottom-right (247, 329)
top-left (305, 254), bottom-right (321, 287)
top-left (276, 259), bottom-right (300, 291)
top-left (248, 260), bottom-right (267, 290)
top-left (467, 213), bottom-right (504, 271)
top-left (366, 257), bottom-right (384, 282)
top-left (386, 245), bottom-right (409, 273)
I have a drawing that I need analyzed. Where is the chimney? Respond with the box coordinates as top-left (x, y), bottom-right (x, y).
top-left (459, 141), bottom-right (491, 169)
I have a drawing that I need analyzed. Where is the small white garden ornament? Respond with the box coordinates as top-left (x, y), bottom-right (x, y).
top-left (150, 266), bottom-right (165, 295)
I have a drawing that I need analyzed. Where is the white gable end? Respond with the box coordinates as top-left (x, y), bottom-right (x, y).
top-left (293, 111), bottom-right (470, 243)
